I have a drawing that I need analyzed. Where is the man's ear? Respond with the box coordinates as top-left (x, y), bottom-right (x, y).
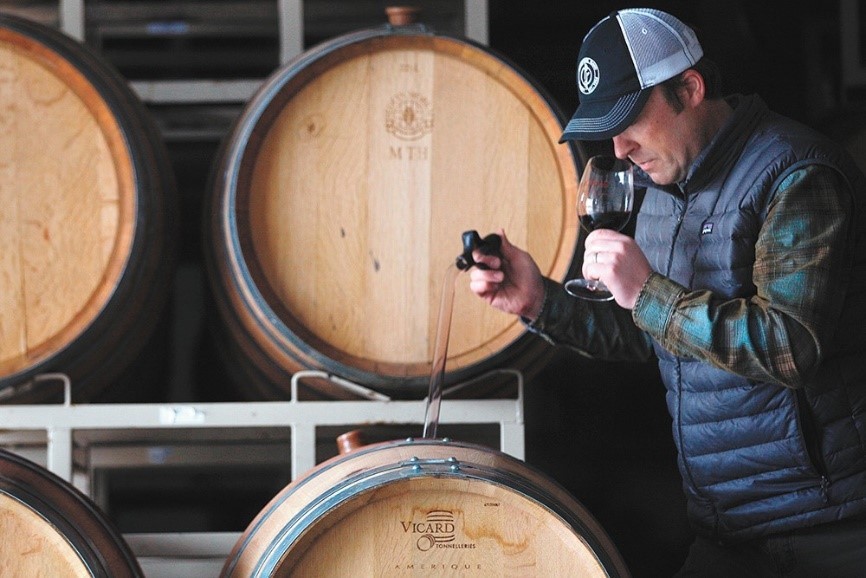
top-left (680, 69), bottom-right (705, 105)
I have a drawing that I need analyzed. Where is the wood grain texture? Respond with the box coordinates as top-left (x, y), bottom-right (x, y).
top-left (0, 449), bottom-right (142, 577)
top-left (0, 493), bottom-right (90, 577)
top-left (210, 31), bottom-right (579, 395)
top-left (222, 439), bottom-right (628, 577)
top-left (0, 28), bottom-right (133, 375)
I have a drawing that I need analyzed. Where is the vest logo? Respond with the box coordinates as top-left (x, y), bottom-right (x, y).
top-left (701, 222), bottom-right (714, 235)
top-left (577, 57), bottom-right (600, 95)
top-left (385, 92), bottom-right (433, 141)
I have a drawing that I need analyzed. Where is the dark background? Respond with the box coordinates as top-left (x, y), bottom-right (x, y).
top-left (491, 0), bottom-right (848, 136)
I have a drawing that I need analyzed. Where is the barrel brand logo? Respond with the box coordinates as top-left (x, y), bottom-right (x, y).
top-left (400, 509), bottom-right (476, 552)
top-left (385, 92), bottom-right (433, 140)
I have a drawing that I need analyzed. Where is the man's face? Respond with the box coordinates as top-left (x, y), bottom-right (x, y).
top-left (612, 86), bottom-right (697, 186)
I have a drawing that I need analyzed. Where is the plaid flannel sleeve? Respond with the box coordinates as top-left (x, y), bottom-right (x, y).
top-left (632, 164), bottom-right (853, 387)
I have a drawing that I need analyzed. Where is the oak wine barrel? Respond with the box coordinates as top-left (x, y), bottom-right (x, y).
top-left (204, 16), bottom-right (582, 399)
top-left (222, 438), bottom-right (629, 577)
top-left (0, 13), bottom-right (177, 402)
top-left (0, 449), bottom-right (142, 577)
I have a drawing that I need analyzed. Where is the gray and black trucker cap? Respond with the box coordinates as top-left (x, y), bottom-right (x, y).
top-left (560, 8), bottom-right (704, 142)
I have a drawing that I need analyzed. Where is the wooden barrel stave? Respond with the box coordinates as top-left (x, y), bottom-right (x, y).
top-left (221, 439), bottom-right (629, 577)
top-left (205, 25), bottom-right (582, 398)
top-left (0, 449), bottom-right (142, 576)
top-left (0, 14), bottom-right (177, 402)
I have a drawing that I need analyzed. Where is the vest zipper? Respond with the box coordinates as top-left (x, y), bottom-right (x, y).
top-left (665, 195), bottom-right (687, 277)
top-left (820, 475), bottom-right (831, 503)
top-left (795, 388), bottom-right (831, 502)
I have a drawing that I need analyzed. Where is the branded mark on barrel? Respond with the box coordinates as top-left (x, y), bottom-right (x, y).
top-left (385, 92), bottom-right (433, 141)
top-left (392, 508), bottom-right (482, 572)
top-left (399, 509), bottom-right (477, 552)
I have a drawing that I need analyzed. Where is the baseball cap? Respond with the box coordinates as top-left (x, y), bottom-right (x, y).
top-left (560, 8), bottom-right (704, 142)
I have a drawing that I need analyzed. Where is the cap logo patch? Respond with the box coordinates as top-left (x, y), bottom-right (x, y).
top-left (577, 57), bottom-right (600, 95)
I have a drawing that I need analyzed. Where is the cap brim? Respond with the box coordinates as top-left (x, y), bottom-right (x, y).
top-left (559, 88), bottom-right (652, 142)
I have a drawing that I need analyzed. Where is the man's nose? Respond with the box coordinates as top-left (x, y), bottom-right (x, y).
top-left (611, 134), bottom-right (634, 160)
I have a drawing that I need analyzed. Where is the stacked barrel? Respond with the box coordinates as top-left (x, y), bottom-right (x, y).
top-left (0, 13), bottom-right (176, 404)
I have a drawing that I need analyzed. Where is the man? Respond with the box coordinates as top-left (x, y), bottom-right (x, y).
top-left (469, 8), bottom-right (866, 576)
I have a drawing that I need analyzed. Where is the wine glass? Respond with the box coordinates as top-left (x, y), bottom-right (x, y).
top-left (564, 155), bottom-right (634, 301)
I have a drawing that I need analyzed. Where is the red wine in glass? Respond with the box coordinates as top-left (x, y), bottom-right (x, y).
top-left (564, 156), bottom-right (634, 301)
top-left (580, 211), bottom-right (632, 231)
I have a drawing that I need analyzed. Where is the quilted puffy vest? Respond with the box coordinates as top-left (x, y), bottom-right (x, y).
top-left (635, 95), bottom-right (866, 541)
